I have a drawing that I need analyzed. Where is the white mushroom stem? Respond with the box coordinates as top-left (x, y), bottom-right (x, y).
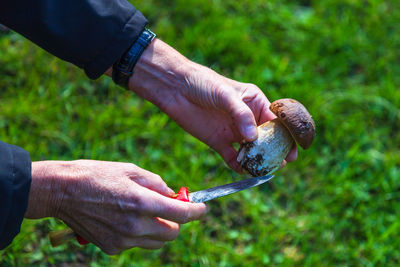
top-left (237, 119), bottom-right (294, 177)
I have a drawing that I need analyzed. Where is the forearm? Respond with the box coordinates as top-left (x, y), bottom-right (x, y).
top-left (106, 39), bottom-right (208, 109)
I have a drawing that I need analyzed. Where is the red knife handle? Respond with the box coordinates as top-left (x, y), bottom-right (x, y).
top-left (173, 187), bottom-right (190, 202)
top-left (76, 234), bottom-right (90, 245)
top-left (75, 187), bottom-right (190, 245)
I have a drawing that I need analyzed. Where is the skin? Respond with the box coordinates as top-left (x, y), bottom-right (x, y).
top-left (26, 160), bottom-right (206, 254)
top-left (26, 38), bottom-right (297, 254)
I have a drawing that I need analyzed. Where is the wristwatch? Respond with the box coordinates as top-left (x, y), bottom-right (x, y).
top-left (112, 28), bottom-right (156, 89)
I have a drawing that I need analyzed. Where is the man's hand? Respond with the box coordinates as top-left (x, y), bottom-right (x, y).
top-left (127, 39), bottom-right (297, 172)
top-left (25, 160), bottom-right (206, 254)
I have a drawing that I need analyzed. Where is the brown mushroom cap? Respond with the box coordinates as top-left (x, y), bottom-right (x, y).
top-left (269, 98), bottom-right (315, 149)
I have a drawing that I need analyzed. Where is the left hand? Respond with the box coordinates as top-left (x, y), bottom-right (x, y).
top-left (26, 160), bottom-right (207, 254)
top-left (126, 39), bottom-right (297, 172)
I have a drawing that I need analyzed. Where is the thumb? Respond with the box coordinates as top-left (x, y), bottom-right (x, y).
top-left (227, 97), bottom-right (258, 141)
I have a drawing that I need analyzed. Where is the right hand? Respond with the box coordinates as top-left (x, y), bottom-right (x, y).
top-left (126, 39), bottom-right (297, 172)
top-left (25, 160), bottom-right (207, 254)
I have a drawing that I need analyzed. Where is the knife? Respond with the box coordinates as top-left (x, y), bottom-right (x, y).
top-left (49, 174), bottom-right (274, 247)
top-left (174, 174), bottom-right (274, 203)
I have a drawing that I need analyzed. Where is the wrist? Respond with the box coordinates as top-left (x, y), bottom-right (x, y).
top-left (25, 161), bottom-right (73, 219)
top-left (127, 39), bottom-right (200, 105)
top-left (112, 29), bottom-right (157, 89)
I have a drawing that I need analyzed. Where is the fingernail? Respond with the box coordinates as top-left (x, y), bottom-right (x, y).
top-left (205, 205), bottom-right (210, 213)
top-left (244, 125), bottom-right (257, 141)
top-left (167, 187), bottom-right (175, 196)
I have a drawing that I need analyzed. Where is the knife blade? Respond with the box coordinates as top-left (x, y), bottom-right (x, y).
top-left (188, 174), bottom-right (274, 203)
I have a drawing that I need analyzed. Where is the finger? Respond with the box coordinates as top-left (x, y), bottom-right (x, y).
top-left (117, 237), bottom-right (166, 251)
top-left (224, 95), bottom-right (258, 142)
top-left (117, 218), bottom-right (179, 250)
top-left (209, 130), bottom-right (241, 172)
top-left (236, 83), bottom-right (274, 125)
top-left (128, 169), bottom-right (175, 197)
top-left (220, 146), bottom-right (242, 173)
top-left (258, 100), bottom-right (276, 125)
top-left (285, 144), bottom-right (298, 162)
top-left (280, 160), bottom-right (287, 169)
top-left (139, 187), bottom-right (207, 224)
top-left (247, 92), bottom-right (275, 125)
top-left (139, 217), bottom-right (180, 242)
top-left (134, 238), bottom-right (165, 250)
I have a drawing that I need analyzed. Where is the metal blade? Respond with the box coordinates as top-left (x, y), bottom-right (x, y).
top-left (189, 175), bottom-right (274, 203)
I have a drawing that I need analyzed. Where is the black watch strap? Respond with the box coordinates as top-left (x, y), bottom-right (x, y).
top-left (112, 29), bottom-right (156, 89)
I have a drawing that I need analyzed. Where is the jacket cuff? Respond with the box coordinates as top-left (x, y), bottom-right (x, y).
top-left (0, 141), bottom-right (32, 249)
top-left (84, 10), bottom-right (148, 80)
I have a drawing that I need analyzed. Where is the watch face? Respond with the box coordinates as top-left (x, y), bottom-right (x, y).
top-left (144, 28), bottom-right (157, 41)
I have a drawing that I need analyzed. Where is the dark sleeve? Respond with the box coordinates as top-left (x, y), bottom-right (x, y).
top-left (0, 141), bottom-right (31, 250)
top-left (0, 0), bottom-right (148, 79)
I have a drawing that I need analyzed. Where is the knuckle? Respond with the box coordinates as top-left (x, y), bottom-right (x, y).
top-left (245, 83), bottom-right (259, 91)
top-left (124, 164), bottom-right (139, 178)
top-left (152, 174), bottom-right (167, 187)
top-left (123, 163), bottom-right (136, 175)
top-left (179, 205), bottom-right (192, 224)
top-left (237, 105), bottom-right (250, 115)
top-left (126, 162), bottom-right (136, 169)
top-left (231, 105), bottom-right (250, 120)
top-left (153, 174), bottom-right (163, 182)
top-left (133, 195), bottom-right (147, 214)
top-left (120, 216), bottom-right (141, 236)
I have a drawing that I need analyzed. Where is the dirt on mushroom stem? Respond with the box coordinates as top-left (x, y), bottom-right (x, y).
top-left (237, 98), bottom-right (315, 177)
top-left (237, 119), bottom-right (294, 177)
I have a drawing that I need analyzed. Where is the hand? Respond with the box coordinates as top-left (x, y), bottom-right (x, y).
top-left (128, 39), bottom-right (297, 172)
top-left (25, 160), bottom-right (207, 254)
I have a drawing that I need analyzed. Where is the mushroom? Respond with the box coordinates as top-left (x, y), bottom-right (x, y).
top-left (237, 98), bottom-right (315, 177)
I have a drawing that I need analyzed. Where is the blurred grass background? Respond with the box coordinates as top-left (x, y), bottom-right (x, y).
top-left (1, 0), bottom-right (400, 266)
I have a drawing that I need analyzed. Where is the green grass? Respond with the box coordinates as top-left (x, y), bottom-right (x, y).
top-left (1, 0), bottom-right (400, 266)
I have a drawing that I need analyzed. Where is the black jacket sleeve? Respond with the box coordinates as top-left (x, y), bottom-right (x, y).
top-left (0, 0), bottom-right (148, 79)
top-left (0, 141), bottom-right (31, 249)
